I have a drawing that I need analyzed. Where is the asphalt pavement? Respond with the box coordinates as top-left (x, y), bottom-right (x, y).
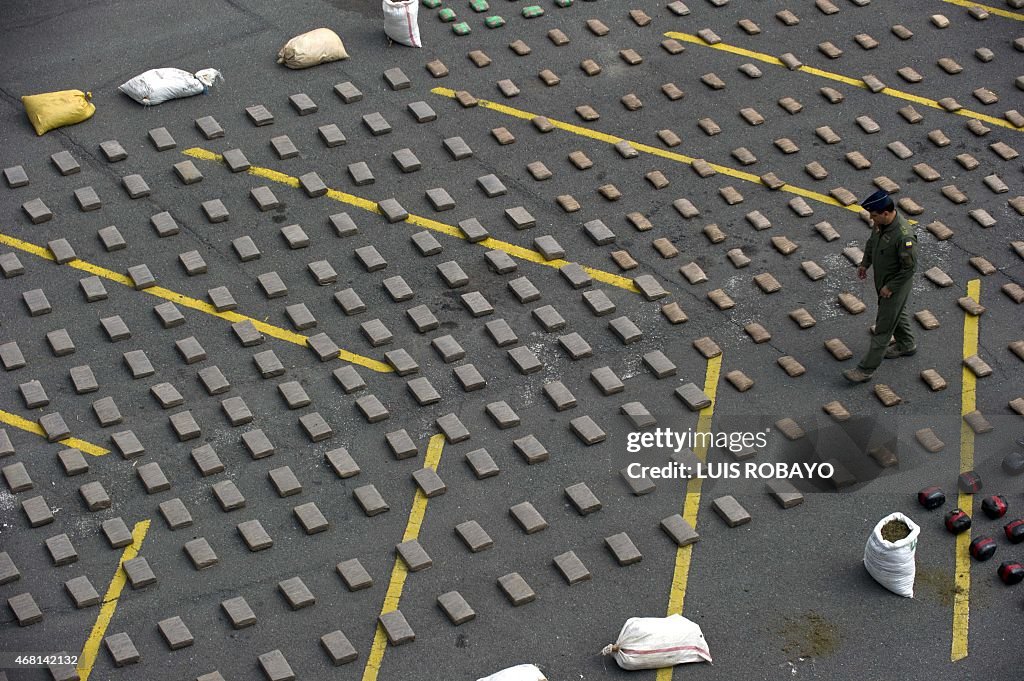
top-left (1, 1), bottom-right (1023, 680)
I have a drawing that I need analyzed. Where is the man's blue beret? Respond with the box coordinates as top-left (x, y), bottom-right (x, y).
top-left (861, 189), bottom-right (891, 212)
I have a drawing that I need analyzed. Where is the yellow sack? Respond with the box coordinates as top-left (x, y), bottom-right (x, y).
top-left (21, 90), bottom-right (95, 136)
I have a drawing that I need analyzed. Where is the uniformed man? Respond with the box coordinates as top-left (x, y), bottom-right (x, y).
top-left (843, 189), bottom-right (918, 383)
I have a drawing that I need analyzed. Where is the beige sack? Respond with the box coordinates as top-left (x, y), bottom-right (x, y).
top-left (277, 28), bottom-right (349, 69)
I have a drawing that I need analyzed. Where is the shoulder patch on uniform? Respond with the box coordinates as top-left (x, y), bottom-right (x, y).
top-left (905, 240), bottom-right (913, 248)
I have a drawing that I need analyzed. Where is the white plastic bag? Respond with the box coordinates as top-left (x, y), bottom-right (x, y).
top-left (277, 28), bottom-right (349, 69)
top-left (601, 614), bottom-right (712, 670)
top-left (383, 0), bottom-right (421, 48)
top-left (863, 512), bottom-right (919, 597)
top-left (476, 664), bottom-right (547, 681)
top-left (119, 68), bottom-right (222, 106)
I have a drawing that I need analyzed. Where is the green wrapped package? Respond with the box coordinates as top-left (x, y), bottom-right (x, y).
top-left (452, 21), bottom-right (471, 35)
top-left (439, 7), bottom-right (456, 21)
top-left (555, 0), bottom-right (573, 6)
top-left (484, 15), bottom-right (505, 28)
top-left (470, 0), bottom-right (489, 12)
top-left (422, 0), bottom-right (441, 8)
top-left (522, 5), bottom-right (545, 18)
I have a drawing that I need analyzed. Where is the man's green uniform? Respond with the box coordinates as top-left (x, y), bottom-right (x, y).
top-left (858, 212), bottom-right (917, 371)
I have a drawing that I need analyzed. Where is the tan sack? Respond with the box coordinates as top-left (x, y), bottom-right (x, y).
top-left (277, 28), bottom-right (349, 69)
top-left (22, 90), bottom-right (95, 136)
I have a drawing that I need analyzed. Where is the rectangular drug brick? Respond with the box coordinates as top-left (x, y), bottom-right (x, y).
top-left (105, 632), bottom-right (139, 665)
top-left (712, 495), bottom-right (752, 526)
top-left (510, 501), bottom-right (548, 533)
top-left (321, 630), bottom-right (357, 665)
top-left (238, 520), bottom-right (273, 551)
top-left (325, 444), bottom-right (362, 475)
top-left (9, 592), bottom-right (43, 625)
top-left (258, 650), bottom-right (295, 681)
top-left (497, 573), bottom-right (536, 605)
top-left (661, 514), bottom-right (700, 546)
top-left (766, 480), bottom-right (804, 508)
top-left (279, 577), bottom-right (315, 609)
top-left (337, 559), bottom-right (373, 590)
top-left (65, 575), bottom-right (100, 608)
top-left (675, 383), bottom-right (712, 411)
top-left (222, 596), bottom-right (257, 629)
top-left (378, 611), bottom-right (414, 645)
top-left (565, 483), bottom-right (601, 514)
top-left (554, 551), bottom-right (592, 585)
top-left (605, 532), bottom-right (642, 565)
top-left (437, 591), bottom-right (476, 624)
top-left (148, 127), bottom-right (176, 151)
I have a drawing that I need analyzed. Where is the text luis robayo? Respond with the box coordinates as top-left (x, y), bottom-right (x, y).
top-left (624, 427), bottom-right (835, 481)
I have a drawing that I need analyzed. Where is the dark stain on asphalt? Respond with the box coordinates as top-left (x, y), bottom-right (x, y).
top-left (915, 565), bottom-right (962, 607)
top-left (916, 564), bottom-right (989, 609)
top-left (779, 610), bottom-right (840, 659)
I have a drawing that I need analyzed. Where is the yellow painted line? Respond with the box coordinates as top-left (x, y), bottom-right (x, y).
top-left (664, 32), bottom-right (1023, 132)
top-left (183, 148), bottom-right (639, 294)
top-left (952, 279), bottom-right (980, 662)
top-left (656, 355), bottom-right (722, 681)
top-left (0, 408), bottom-right (108, 456)
top-left (0, 231), bottom-right (391, 373)
top-left (77, 520), bottom-right (150, 680)
top-left (361, 434), bottom-right (445, 681)
top-left (942, 0), bottom-right (1024, 21)
top-left (431, 87), bottom-right (862, 218)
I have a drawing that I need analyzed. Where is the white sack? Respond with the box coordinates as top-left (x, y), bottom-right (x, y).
top-left (383, 0), bottom-right (421, 47)
top-left (601, 614), bottom-right (712, 670)
top-left (119, 68), bottom-right (222, 106)
top-left (476, 664), bottom-right (547, 681)
top-left (277, 28), bottom-right (349, 69)
top-left (863, 512), bottom-right (919, 598)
